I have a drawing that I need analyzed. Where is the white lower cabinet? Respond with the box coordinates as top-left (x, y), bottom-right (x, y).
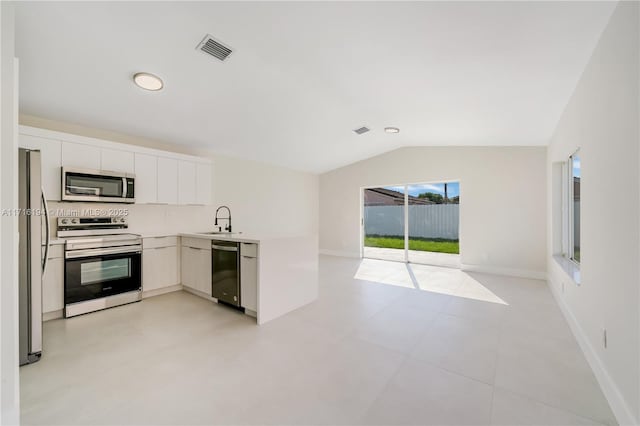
top-left (142, 237), bottom-right (180, 292)
top-left (240, 243), bottom-right (258, 312)
top-left (181, 244), bottom-right (211, 295)
top-left (42, 245), bottom-right (64, 315)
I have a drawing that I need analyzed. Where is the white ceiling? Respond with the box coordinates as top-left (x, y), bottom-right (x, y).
top-left (14, 1), bottom-right (616, 173)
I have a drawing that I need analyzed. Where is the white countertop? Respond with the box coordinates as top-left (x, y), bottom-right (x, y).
top-left (52, 231), bottom-right (302, 245)
top-left (140, 232), bottom-right (181, 239)
top-left (180, 232), bottom-right (262, 244)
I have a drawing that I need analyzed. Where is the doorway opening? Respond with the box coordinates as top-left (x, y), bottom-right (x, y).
top-left (362, 182), bottom-right (460, 268)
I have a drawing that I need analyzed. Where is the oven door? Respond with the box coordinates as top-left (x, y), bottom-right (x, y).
top-left (65, 249), bottom-right (141, 305)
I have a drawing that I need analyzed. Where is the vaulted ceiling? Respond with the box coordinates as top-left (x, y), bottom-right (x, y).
top-left (14, 1), bottom-right (616, 173)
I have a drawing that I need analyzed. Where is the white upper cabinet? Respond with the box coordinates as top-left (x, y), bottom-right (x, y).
top-left (19, 126), bottom-right (212, 206)
top-left (178, 161), bottom-right (197, 205)
top-left (134, 153), bottom-right (157, 204)
top-left (61, 142), bottom-right (101, 170)
top-left (157, 157), bottom-right (178, 204)
top-left (101, 148), bottom-right (134, 174)
top-left (196, 163), bottom-right (212, 205)
top-left (18, 134), bottom-right (62, 201)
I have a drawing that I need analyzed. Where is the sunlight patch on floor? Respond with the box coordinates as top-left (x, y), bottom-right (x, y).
top-left (354, 258), bottom-right (507, 305)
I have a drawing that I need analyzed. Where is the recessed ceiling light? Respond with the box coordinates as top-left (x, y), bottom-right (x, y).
top-left (133, 72), bottom-right (163, 91)
top-left (384, 127), bottom-right (400, 134)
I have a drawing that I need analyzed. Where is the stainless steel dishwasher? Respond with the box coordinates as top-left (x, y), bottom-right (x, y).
top-left (211, 240), bottom-right (241, 307)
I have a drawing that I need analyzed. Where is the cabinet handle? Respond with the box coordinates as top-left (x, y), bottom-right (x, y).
top-left (242, 255), bottom-right (255, 259)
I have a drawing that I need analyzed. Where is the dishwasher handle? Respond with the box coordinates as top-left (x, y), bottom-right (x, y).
top-left (212, 244), bottom-right (238, 252)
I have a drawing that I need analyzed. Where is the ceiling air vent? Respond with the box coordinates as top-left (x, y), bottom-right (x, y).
top-left (196, 34), bottom-right (233, 61)
top-left (353, 126), bottom-right (370, 135)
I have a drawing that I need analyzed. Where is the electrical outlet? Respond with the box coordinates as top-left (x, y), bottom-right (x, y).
top-left (603, 329), bottom-right (608, 349)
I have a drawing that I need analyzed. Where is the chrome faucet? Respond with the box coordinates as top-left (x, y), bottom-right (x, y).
top-left (214, 205), bottom-right (232, 232)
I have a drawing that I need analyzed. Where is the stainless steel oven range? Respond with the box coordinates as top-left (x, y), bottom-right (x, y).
top-left (58, 216), bottom-right (142, 317)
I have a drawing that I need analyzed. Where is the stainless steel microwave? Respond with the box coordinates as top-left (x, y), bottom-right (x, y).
top-left (62, 168), bottom-right (135, 203)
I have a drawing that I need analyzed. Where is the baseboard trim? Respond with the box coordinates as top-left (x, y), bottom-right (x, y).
top-left (142, 284), bottom-right (183, 299)
top-left (182, 286), bottom-right (216, 301)
top-left (319, 249), bottom-right (361, 258)
top-left (43, 310), bottom-right (63, 322)
top-left (548, 275), bottom-right (637, 426)
top-left (460, 263), bottom-right (546, 280)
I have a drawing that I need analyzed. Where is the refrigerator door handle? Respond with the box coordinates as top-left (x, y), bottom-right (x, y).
top-left (41, 189), bottom-right (51, 276)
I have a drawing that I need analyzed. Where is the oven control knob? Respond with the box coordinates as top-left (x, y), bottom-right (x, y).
top-left (61, 219), bottom-right (68, 225)
top-left (72, 218), bottom-right (79, 224)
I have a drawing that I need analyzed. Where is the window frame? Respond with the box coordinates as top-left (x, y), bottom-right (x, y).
top-left (567, 150), bottom-right (581, 265)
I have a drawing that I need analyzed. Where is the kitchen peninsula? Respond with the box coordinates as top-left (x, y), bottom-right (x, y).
top-left (180, 232), bottom-right (318, 324)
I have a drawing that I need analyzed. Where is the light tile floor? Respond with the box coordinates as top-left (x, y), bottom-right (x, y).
top-left (20, 255), bottom-right (616, 425)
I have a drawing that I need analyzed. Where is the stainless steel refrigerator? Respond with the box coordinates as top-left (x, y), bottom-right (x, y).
top-left (18, 148), bottom-right (51, 365)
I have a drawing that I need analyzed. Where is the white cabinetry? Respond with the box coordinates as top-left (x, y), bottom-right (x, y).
top-left (157, 157), bottom-right (178, 204)
top-left (178, 161), bottom-right (197, 205)
top-left (181, 237), bottom-right (211, 295)
top-left (42, 245), bottom-right (64, 316)
top-left (134, 153), bottom-right (158, 204)
top-left (61, 142), bottom-right (101, 170)
top-left (19, 126), bottom-right (212, 206)
top-left (142, 236), bottom-right (180, 293)
top-left (240, 243), bottom-right (258, 312)
top-left (18, 134), bottom-right (62, 201)
top-left (101, 148), bottom-right (134, 174)
top-left (196, 163), bottom-right (212, 205)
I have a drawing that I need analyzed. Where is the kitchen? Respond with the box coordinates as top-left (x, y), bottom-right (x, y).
top-left (19, 123), bottom-right (319, 362)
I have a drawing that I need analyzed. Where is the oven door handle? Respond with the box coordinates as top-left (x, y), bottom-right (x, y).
top-left (66, 246), bottom-right (142, 259)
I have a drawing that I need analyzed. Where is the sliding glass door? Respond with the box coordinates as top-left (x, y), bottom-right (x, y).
top-left (406, 183), bottom-right (460, 267)
top-left (363, 182), bottom-right (460, 267)
top-left (363, 187), bottom-right (405, 262)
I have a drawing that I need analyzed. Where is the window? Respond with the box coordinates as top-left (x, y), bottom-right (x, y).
top-left (569, 152), bottom-right (581, 263)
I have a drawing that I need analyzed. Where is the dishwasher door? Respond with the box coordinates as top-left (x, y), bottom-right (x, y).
top-left (211, 241), bottom-right (240, 307)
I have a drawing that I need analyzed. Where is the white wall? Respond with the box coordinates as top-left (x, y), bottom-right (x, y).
top-left (0, 3), bottom-right (20, 425)
top-left (212, 154), bottom-right (318, 238)
top-left (320, 146), bottom-right (547, 277)
top-left (18, 115), bottom-right (319, 239)
top-left (546, 2), bottom-right (639, 424)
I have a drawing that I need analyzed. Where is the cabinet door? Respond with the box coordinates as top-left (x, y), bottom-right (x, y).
top-left (134, 153), bottom-right (158, 204)
top-left (196, 163), bottom-right (212, 205)
top-left (157, 157), bottom-right (178, 204)
top-left (181, 246), bottom-right (196, 290)
top-left (101, 148), bottom-right (134, 173)
top-left (144, 246), bottom-right (179, 292)
top-left (42, 258), bottom-right (64, 313)
top-left (158, 246), bottom-right (180, 287)
top-left (142, 248), bottom-right (159, 292)
top-left (240, 255), bottom-right (258, 311)
top-left (19, 134), bottom-right (62, 201)
top-left (195, 248), bottom-right (212, 295)
top-left (61, 142), bottom-right (101, 170)
top-left (178, 161), bottom-right (197, 205)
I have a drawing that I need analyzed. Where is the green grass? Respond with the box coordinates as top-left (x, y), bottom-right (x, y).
top-left (364, 235), bottom-right (459, 254)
